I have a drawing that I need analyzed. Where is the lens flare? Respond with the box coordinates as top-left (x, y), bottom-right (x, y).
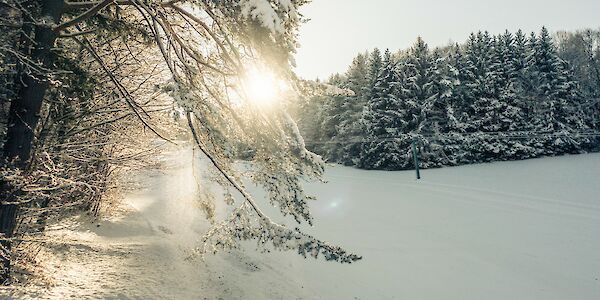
top-left (242, 67), bottom-right (287, 106)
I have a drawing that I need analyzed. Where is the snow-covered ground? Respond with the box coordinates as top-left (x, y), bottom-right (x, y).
top-left (13, 147), bottom-right (600, 299)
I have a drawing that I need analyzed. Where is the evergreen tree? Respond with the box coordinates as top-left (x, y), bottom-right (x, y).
top-left (400, 37), bottom-right (432, 133)
top-left (418, 50), bottom-right (463, 166)
top-left (446, 43), bottom-right (474, 133)
top-left (366, 48), bottom-right (384, 92)
top-left (529, 27), bottom-right (576, 131)
top-left (335, 53), bottom-right (370, 164)
top-left (343, 52), bottom-right (370, 97)
top-left (360, 52), bottom-right (410, 169)
top-left (512, 30), bottom-right (530, 92)
top-left (459, 34), bottom-right (482, 131)
top-left (319, 94), bottom-right (347, 161)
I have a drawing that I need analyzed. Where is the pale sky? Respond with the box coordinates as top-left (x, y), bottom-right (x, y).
top-left (294, 0), bottom-right (600, 80)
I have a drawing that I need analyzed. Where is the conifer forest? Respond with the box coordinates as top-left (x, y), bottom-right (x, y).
top-left (296, 28), bottom-right (600, 170)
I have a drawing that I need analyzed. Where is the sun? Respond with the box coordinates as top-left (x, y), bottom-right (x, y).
top-left (242, 67), bottom-right (285, 106)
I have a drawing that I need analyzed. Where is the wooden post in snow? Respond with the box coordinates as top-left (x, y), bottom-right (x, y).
top-left (412, 139), bottom-right (421, 180)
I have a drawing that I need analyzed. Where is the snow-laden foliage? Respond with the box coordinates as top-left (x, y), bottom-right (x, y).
top-left (199, 202), bottom-right (361, 263)
top-left (0, 0), bottom-right (360, 283)
top-left (240, 0), bottom-right (299, 33)
top-left (150, 0), bottom-right (359, 262)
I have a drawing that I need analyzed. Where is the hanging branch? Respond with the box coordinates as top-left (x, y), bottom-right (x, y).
top-left (70, 33), bottom-right (176, 144)
top-left (186, 111), bottom-right (270, 221)
top-left (54, 0), bottom-right (115, 32)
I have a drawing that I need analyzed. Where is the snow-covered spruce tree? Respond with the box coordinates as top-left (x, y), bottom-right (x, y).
top-left (510, 29), bottom-right (537, 136)
top-left (494, 31), bottom-right (537, 159)
top-left (436, 44), bottom-right (472, 164)
top-left (366, 48), bottom-right (384, 93)
top-left (401, 37), bottom-right (432, 133)
top-left (318, 92), bottom-right (347, 161)
top-left (512, 30), bottom-right (532, 94)
top-left (344, 52), bottom-right (370, 97)
top-left (526, 27), bottom-right (588, 154)
top-left (307, 50), bottom-right (383, 167)
top-left (334, 52), bottom-right (370, 165)
top-left (417, 49), bottom-right (462, 166)
top-left (467, 33), bottom-right (523, 161)
top-left (461, 32), bottom-right (493, 102)
top-left (396, 38), bottom-right (443, 167)
top-left (418, 50), bottom-right (448, 135)
top-left (444, 44), bottom-right (471, 135)
top-left (292, 77), bottom-right (358, 160)
top-left (359, 49), bottom-right (412, 170)
top-left (461, 31), bottom-right (508, 161)
top-left (455, 34), bottom-right (480, 134)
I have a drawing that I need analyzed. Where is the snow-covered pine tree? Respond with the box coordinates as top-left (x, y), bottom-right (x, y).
top-left (465, 33), bottom-right (507, 161)
top-left (451, 32), bottom-right (483, 163)
top-left (457, 34), bottom-right (481, 133)
top-left (419, 50), bottom-right (450, 135)
top-left (445, 44), bottom-right (471, 133)
top-left (555, 30), bottom-right (600, 136)
top-left (366, 48), bottom-right (384, 93)
top-left (401, 41), bottom-right (456, 168)
top-left (529, 28), bottom-right (563, 131)
top-left (526, 27), bottom-right (586, 153)
top-left (511, 29), bottom-right (536, 133)
top-left (478, 31), bottom-right (498, 97)
top-left (394, 38), bottom-right (440, 168)
top-left (359, 49), bottom-right (410, 170)
top-left (417, 49), bottom-right (461, 166)
top-left (401, 37), bottom-right (432, 133)
top-left (512, 30), bottom-right (531, 93)
top-left (335, 52), bottom-right (370, 165)
top-left (319, 93), bottom-right (347, 161)
top-left (496, 30), bottom-right (537, 159)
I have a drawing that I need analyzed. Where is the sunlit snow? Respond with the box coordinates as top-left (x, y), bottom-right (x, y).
top-left (30, 147), bottom-right (600, 299)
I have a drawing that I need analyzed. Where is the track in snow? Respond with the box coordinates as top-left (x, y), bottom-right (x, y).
top-left (17, 148), bottom-right (600, 299)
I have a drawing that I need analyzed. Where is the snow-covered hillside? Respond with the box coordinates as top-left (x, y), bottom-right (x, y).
top-left (17, 148), bottom-right (600, 299)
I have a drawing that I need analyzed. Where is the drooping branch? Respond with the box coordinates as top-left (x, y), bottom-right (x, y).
top-left (165, 3), bottom-right (240, 73)
top-left (186, 111), bottom-right (270, 222)
top-left (54, 0), bottom-right (115, 32)
top-left (63, 0), bottom-right (182, 10)
top-left (71, 33), bottom-right (176, 144)
top-left (154, 12), bottom-right (229, 75)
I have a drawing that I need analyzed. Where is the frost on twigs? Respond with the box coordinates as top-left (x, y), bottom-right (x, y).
top-left (196, 204), bottom-right (362, 264)
top-left (247, 112), bottom-right (325, 225)
top-left (151, 0), bottom-right (359, 264)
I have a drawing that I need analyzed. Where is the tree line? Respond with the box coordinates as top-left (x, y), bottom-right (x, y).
top-left (295, 27), bottom-right (600, 170)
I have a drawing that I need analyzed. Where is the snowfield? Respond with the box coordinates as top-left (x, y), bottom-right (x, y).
top-left (16, 148), bottom-right (600, 299)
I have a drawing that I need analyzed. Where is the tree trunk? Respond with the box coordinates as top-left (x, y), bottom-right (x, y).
top-left (4, 0), bottom-right (65, 164)
top-left (1, 0), bottom-right (64, 284)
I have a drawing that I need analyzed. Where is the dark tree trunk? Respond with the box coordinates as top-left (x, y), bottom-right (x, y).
top-left (1, 0), bottom-right (64, 284)
top-left (0, 189), bottom-right (18, 283)
top-left (4, 0), bottom-right (65, 165)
